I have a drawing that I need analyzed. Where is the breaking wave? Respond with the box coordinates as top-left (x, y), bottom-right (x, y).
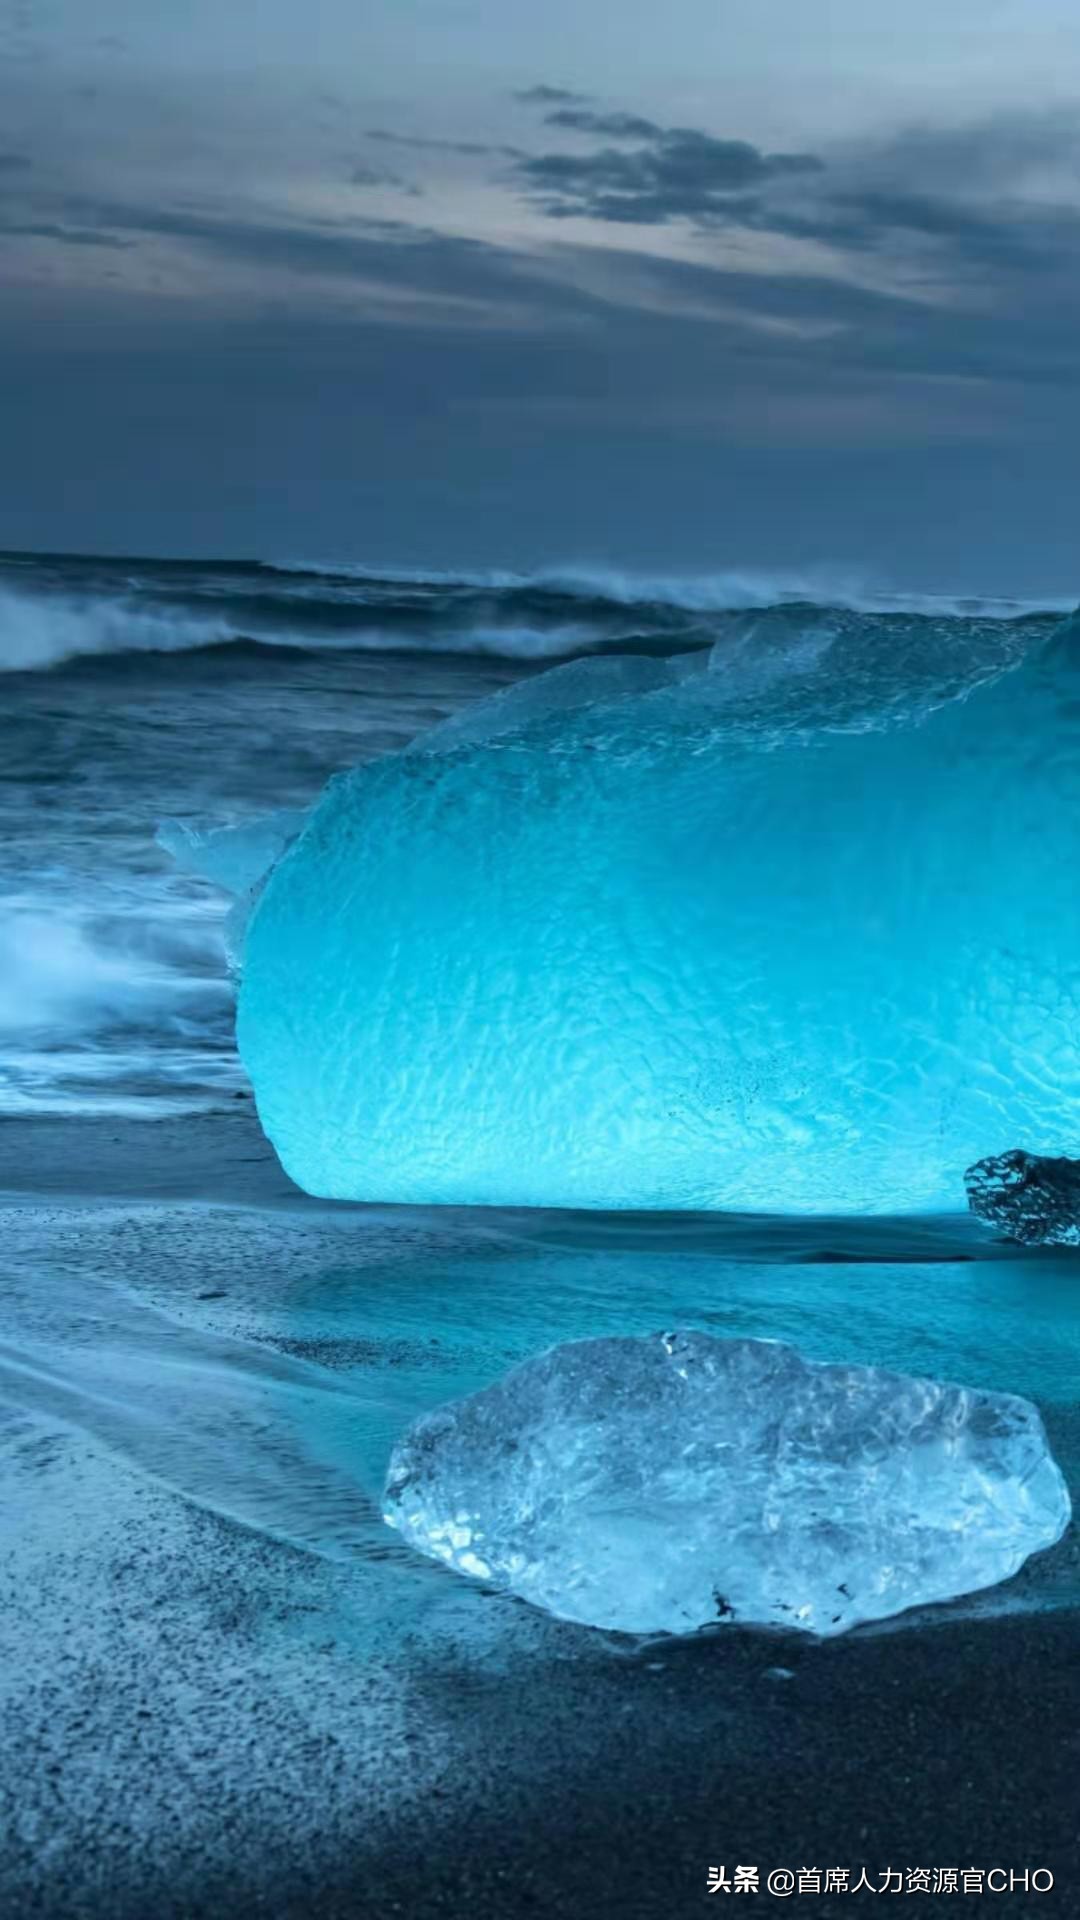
top-left (1, 548), bottom-right (1072, 673)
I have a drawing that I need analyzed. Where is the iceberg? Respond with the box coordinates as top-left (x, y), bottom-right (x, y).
top-left (966, 1148), bottom-right (1080, 1245)
top-left (230, 608), bottom-right (1080, 1211)
top-left (157, 810), bottom-right (308, 899)
top-left (157, 809), bottom-right (308, 968)
top-left (382, 1332), bottom-right (1071, 1636)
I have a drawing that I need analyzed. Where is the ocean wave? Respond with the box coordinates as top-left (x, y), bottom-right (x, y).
top-left (273, 555), bottom-right (1077, 621)
top-left (0, 585), bottom-right (234, 672)
top-left (0, 903), bottom-right (227, 1034)
top-left (1, 549), bottom-right (1072, 673)
top-left (0, 891), bottom-right (241, 1117)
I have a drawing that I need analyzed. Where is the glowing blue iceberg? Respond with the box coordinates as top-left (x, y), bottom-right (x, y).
top-left (231, 610), bottom-right (1080, 1211)
top-left (382, 1332), bottom-right (1071, 1635)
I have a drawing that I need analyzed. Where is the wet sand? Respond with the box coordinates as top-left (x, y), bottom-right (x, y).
top-left (1, 1113), bottom-right (1078, 1918)
top-left (0, 1103), bottom-right (311, 1208)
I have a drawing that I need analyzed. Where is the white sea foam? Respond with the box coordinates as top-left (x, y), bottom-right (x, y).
top-left (0, 586), bottom-right (235, 672)
top-left (274, 556), bottom-right (1076, 620)
top-left (2, 562), bottom-right (1071, 673)
top-left (0, 895), bottom-right (239, 1116)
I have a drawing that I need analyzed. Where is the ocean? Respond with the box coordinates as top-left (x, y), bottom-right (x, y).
top-left (0, 546), bottom-right (1067, 1119)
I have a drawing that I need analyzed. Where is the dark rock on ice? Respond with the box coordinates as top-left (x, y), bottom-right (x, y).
top-left (965, 1148), bottom-right (1080, 1246)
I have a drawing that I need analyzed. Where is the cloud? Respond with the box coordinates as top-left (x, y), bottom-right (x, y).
top-left (511, 93), bottom-right (1080, 298)
top-left (840, 110), bottom-right (1080, 198)
top-left (0, 150), bottom-right (31, 170)
top-left (0, 218), bottom-right (132, 248)
top-left (367, 128), bottom-right (521, 159)
top-left (516, 123), bottom-right (823, 227)
top-left (760, 186), bottom-right (1058, 266)
top-left (733, 112), bottom-right (1080, 275)
top-left (544, 109), bottom-right (662, 141)
top-left (512, 85), bottom-right (590, 106)
top-left (348, 160), bottom-right (422, 195)
top-left (11, 196), bottom-right (608, 329)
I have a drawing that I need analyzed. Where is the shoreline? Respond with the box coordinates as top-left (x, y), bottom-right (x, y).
top-left (1, 1109), bottom-right (1077, 1917)
top-left (0, 1107), bottom-right (1025, 1257)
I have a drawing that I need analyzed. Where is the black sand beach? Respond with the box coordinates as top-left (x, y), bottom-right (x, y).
top-left (2, 1111), bottom-right (1078, 1918)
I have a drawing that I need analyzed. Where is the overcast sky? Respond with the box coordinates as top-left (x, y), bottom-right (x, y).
top-left (3, 1), bottom-right (1080, 591)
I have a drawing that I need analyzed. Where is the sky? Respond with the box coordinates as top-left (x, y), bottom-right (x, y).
top-left (3, 0), bottom-right (1080, 591)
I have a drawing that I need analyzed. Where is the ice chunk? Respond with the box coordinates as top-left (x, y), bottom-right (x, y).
top-left (157, 809), bottom-right (308, 898)
top-left (966, 1148), bottom-right (1080, 1245)
top-left (382, 1332), bottom-right (1071, 1636)
top-left (158, 809), bottom-right (310, 970)
top-left (236, 612), bottom-right (1080, 1211)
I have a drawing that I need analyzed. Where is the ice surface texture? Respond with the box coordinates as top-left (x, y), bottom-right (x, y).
top-left (966, 1149), bottom-right (1080, 1246)
top-left (235, 610), bottom-right (1080, 1211)
top-left (382, 1333), bottom-right (1071, 1636)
